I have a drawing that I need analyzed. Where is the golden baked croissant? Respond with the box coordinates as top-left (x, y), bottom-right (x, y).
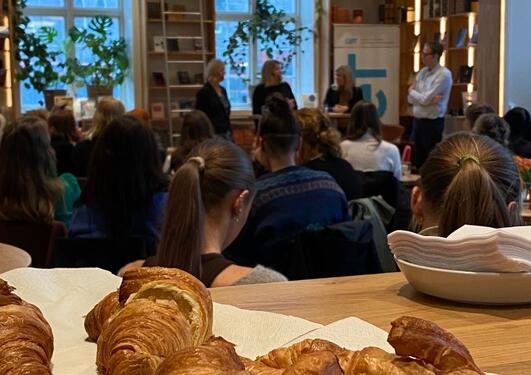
top-left (388, 316), bottom-right (483, 374)
top-left (84, 290), bottom-right (120, 342)
top-left (0, 279), bottom-right (54, 375)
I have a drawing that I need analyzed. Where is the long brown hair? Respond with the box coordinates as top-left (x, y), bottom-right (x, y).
top-left (420, 132), bottom-right (521, 236)
top-left (0, 116), bottom-right (63, 223)
top-left (295, 108), bottom-right (341, 162)
top-left (261, 60), bottom-right (281, 86)
top-left (347, 100), bottom-right (382, 144)
top-left (48, 108), bottom-right (77, 142)
top-left (335, 65), bottom-right (354, 104)
top-left (156, 139), bottom-right (255, 278)
top-left (86, 97), bottom-right (125, 139)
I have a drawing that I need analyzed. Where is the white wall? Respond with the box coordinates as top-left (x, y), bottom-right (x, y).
top-left (504, 1), bottom-right (531, 112)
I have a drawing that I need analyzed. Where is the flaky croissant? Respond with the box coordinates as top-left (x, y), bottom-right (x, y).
top-left (0, 279), bottom-right (54, 375)
top-left (84, 290), bottom-right (120, 342)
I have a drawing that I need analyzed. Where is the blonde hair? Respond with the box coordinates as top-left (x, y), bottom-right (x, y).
top-left (295, 108), bottom-right (341, 162)
top-left (261, 60), bottom-right (281, 86)
top-left (205, 59), bottom-right (225, 81)
top-left (335, 65), bottom-right (354, 103)
top-left (86, 97), bottom-right (125, 139)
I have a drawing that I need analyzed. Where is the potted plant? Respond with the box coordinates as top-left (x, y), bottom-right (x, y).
top-left (223, 0), bottom-right (311, 80)
top-left (61, 16), bottom-right (129, 99)
top-left (12, 0), bottom-right (65, 108)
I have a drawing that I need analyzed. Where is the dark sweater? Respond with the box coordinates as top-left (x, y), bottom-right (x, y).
top-left (195, 82), bottom-right (231, 135)
top-left (51, 136), bottom-right (74, 175)
top-left (252, 82), bottom-right (297, 115)
top-left (305, 155), bottom-right (363, 201)
top-left (324, 85), bottom-right (364, 113)
top-left (70, 138), bottom-right (96, 177)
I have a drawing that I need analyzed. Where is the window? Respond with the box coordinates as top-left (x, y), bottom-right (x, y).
top-left (215, 0), bottom-right (314, 110)
top-left (21, 0), bottom-right (131, 112)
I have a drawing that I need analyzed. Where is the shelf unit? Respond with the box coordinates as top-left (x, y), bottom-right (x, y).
top-left (398, 0), bottom-right (479, 117)
top-left (143, 0), bottom-right (215, 146)
top-left (0, 0), bottom-right (17, 121)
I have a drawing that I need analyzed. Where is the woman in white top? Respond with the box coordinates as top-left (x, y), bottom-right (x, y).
top-left (340, 100), bottom-right (402, 179)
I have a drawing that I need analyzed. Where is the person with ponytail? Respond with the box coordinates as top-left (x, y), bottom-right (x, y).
top-left (410, 132), bottom-right (521, 237)
top-left (120, 139), bottom-right (287, 287)
top-left (295, 108), bottom-right (363, 201)
top-left (224, 94), bottom-right (350, 267)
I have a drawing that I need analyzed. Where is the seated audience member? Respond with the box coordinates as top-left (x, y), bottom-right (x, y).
top-left (0, 116), bottom-right (80, 226)
top-left (169, 110), bottom-right (214, 173)
top-left (464, 103), bottom-right (495, 129)
top-left (119, 140), bottom-right (287, 286)
top-left (323, 65), bottom-right (364, 114)
top-left (24, 108), bottom-right (49, 122)
top-left (71, 97), bottom-right (125, 177)
top-left (127, 108), bottom-right (150, 124)
top-left (48, 108), bottom-right (78, 174)
top-left (504, 106), bottom-right (531, 157)
top-left (341, 101), bottom-right (402, 180)
top-left (411, 132), bottom-right (521, 237)
top-left (195, 59), bottom-right (232, 140)
top-left (472, 113), bottom-right (510, 147)
top-left (70, 115), bottom-right (168, 240)
top-left (252, 60), bottom-right (297, 115)
top-left (225, 95), bottom-right (350, 266)
top-left (295, 108), bottom-right (363, 201)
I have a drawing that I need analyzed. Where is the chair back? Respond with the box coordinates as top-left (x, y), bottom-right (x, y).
top-left (53, 237), bottom-right (157, 274)
top-left (381, 124), bottom-right (405, 143)
top-left (0, 243), bottom-right (31, 274)
top-left (0, 220), bottom-right (67, 268)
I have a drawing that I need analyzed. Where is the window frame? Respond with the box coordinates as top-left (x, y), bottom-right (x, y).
top-left (21, 0), bottom-right (128, 111)
top-left (215, 0), bottom-right (305, 111)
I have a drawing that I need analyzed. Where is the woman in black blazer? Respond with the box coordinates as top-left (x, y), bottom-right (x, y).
top-left (324, 65), bottom-right (364, 113)
top-left (195, 59), bottom-right (232, 140)
top-left (252, 59), bottom-right (297, 115)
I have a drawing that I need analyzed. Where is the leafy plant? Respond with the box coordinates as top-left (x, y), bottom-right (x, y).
top-left (222, 0), bottom-right (311, 80)
top-left (12, 0), bottom-right (62, 100)
top-left (61, 16), bottom-right (129, 88)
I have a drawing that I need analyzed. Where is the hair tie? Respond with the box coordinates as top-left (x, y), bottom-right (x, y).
top-left (457, 154), bottom-right (480, 169)
top-left (188, 156), bottom-right (205, 172)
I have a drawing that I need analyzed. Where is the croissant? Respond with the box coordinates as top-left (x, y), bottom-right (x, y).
top-left (119, 267), bottom-right (213, 345)
top-left (96, 297), bottom-right (194, 375)
top-left (0, 279), bottom-right (54, 375)
top-left (84, 290), bottom-right (120, 342)
top-left (388, 316), bottom-right (483, 374)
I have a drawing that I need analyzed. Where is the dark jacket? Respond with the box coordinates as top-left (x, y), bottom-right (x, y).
top-left (195, 82), bottom-right (231, 135)
top-left (324, 85), bottom-right (364, 113)
top-left (252, 82), bottom-right (297, 115)
top-left (70, 138), bottom-right (96, 178)
top-left (51, 136), bottom-right (74, 175)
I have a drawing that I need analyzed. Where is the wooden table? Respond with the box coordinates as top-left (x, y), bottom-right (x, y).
top-left (521, 207), bottom-right (531, 225)
top-left (400, 173), bottom-right (420, 187)
top-left (211, 272), bottom-right (531, 374)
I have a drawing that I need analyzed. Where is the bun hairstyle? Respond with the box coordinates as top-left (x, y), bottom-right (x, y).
top-left (295, 108), bottom-right (341, 161)
top-left (347, 100), bottom-right (382, 144)
top-left (156, 139), bottom-right (256, 278)
top-left (420, 132), bottom-right (521, 236)
top-left (259, 93), bottom-right (300, 155)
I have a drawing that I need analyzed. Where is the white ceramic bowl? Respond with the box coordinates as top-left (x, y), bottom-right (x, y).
top-left (396, 257), bottom-right (531, 305)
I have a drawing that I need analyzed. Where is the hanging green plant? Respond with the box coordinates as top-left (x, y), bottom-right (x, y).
top-left (222, 0), bottom-right (311, 80)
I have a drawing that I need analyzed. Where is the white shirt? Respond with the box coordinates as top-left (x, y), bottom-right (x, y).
top-left (340, 134), bottom-right (402, 180)
top-left (407, 64), bottom-right (453, 119)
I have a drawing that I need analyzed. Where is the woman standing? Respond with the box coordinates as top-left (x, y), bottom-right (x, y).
top-left (195, 59), bottom-right (232, 140)
top-left (324, 65), bottom-right (364, 113)
top-left (252, 60), bottom-right (297, 115)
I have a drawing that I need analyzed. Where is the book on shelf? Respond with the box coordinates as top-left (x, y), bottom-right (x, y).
top-left (454, 28), bottom-right (467, 48)
top-left (151, 102), bottom-right (165, 120)
top-left (147, 2), bottom-right (166, 19)
top-left (152, 72), bottom-right (166, 86)
top-left (167, 4), bottom-right (185, 21)
top-left (193, 39), bottom-right (203, 51)
top-left (468, 24), bottom-right (478, 46)
top-left (454, 0), bottom-right (470, 13)
top-left (177, 71), bottom-right (191, 84)
top-left (167, 39), bottom-right (179, 52)
top-left (458, 65), bottom-right (474, 83)
top-left (178, 99), bottom-right (194, 110)
top-left (193, 73), bottom-right (204, 85)
top-left (153, 36), bottom-right (165, 52)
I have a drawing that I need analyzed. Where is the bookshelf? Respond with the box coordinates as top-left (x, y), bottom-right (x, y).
top-left (398, 0), bottom-right (480, 119)
top-left (0, 0), bottom-right (17, 121)
top-left (143, 0), bottom-right (215, 146)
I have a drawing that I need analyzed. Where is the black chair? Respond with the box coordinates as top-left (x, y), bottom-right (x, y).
top-left (52, 237), bottom-right (157, 274)
top-left (250, 219), bottom-right (383, 280)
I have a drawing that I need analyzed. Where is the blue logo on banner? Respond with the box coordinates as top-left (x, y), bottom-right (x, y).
top-left (348, 54), bottom-right (387, 118)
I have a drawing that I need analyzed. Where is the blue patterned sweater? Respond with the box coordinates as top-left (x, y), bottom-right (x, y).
top-left (224, 166), bottom-right (350, 266)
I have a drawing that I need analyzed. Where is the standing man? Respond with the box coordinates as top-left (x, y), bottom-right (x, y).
top-left (408, 41), bottom-right (452, 169)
